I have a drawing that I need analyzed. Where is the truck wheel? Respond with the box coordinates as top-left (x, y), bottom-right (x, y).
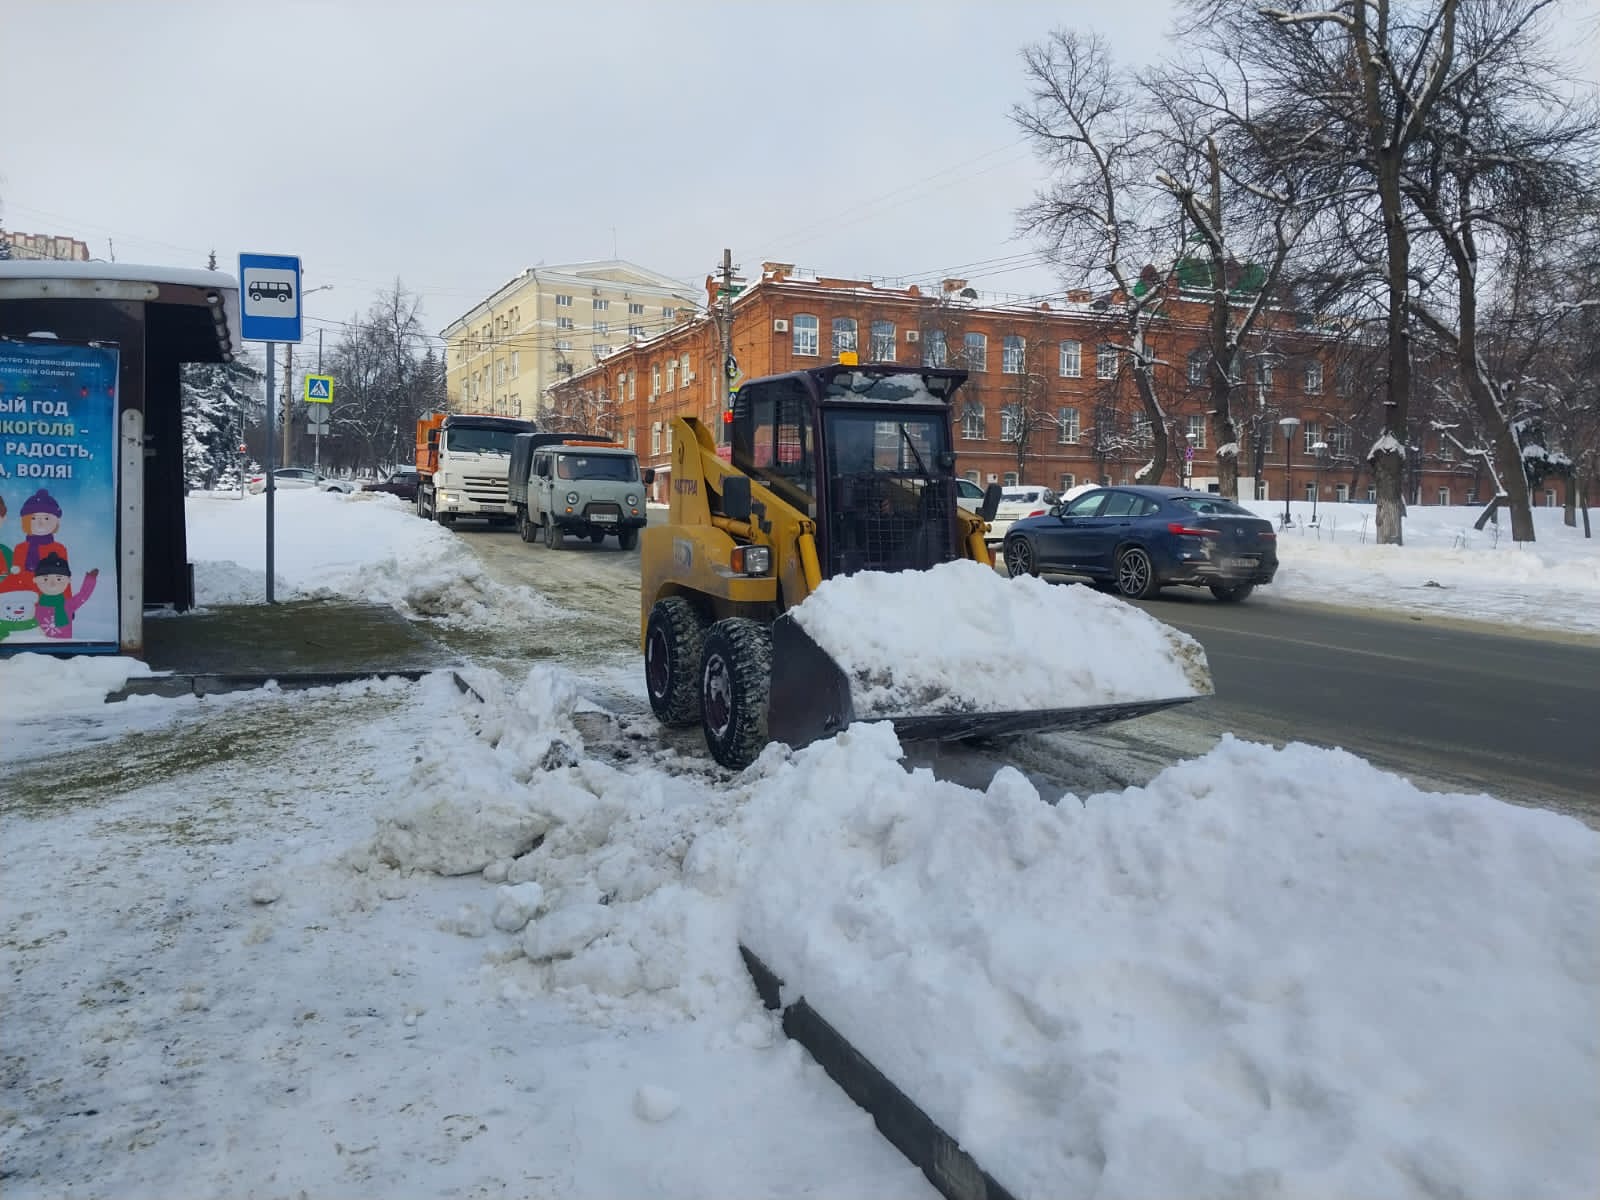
top-left (618, 527), bottom-right (639, 551)
top-left (645, 598), bottom-right (708, 727)
top-left (417, 489), bottom-right (430, 519)
top-left (700, 618), bottom-right (773, 771)
top-left (437, 510), bottom-right (455, 528)
top-left (589, 531), bottom-right (606, 545)
top-left (544, 517), bottom-right (563, 549)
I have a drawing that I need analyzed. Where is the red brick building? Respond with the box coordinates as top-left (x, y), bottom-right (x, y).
top-left (549, 263), bottom-right (1502, 508)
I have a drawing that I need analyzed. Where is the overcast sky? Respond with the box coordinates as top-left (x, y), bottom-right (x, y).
top-left (5, 1), bottom-right (1597, 342)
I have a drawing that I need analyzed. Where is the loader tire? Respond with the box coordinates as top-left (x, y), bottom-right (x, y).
top-left (645, 597), bottom-right (708, 727)
top-left (700, 618), bottom-right (773, 771)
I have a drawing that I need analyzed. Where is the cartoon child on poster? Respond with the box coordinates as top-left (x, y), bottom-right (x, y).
top-left (2, 489), bottom-right (101, 643)
top-left (15, 489), bottom-right (70, 573)
top-left (32, 552), bottom-right (98, 639)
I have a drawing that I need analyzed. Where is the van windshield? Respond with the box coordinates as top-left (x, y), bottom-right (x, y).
top-left (556, 454), bottom-right (637, 481)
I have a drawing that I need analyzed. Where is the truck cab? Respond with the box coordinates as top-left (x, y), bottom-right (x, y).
top-left (415, 412), bottom-right (534, 527)
top-left (527, 441), bottom-right (651, 550)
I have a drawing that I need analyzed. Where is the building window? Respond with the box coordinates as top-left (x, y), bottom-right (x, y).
top-left (960, 402), bottom-right (985, 441)
top-left (1097, 344), bottom-right (1118, 379)
top-left (964, 332), bottom-right (987, 371)
top-left (1134, 414), bottom-right (1153, 446)
top-left (556, 339), bottom-right (572, 351)
top-left (557, 316), bottom-right (573, 330)
top-left (628, 302), bottom-right (644, 315)
top-left (1255, 359), bottom-right (1274, 388)
top-left (556, 294), bottom-right (572, 307)
top-left (1367, 484), bottom-right (1377, 502)
top-left (651, 364), bottom-right (661, 396)
top-left (870, 320), bottom-right (896, 361)
top-left (665, 424), bottom-right (673, 454)
top-left (794, 313), bottom-right (819, 356)
top-left (1305, 361), bottom-right (1323, 394)
top-left (666, 359), bottom-right (677, 390)
top-left (1188, 350), bottom-right (1207, 387)
top-left (627, 429), bottom-right (636, 450)
top-left (1336, 483), bottom-right (1349, 502)
top-left (1259, 422), bottom-right (1274, 455)
top-left (1003, 471), bottom-right (1020, 487)
top-left (616, 372), bottom-right (625, 398)
top-left (594, 345), bottom-right (612, 358)
top-left (629, 324), bottom-right (647, 337)
top-left (1059, 340), bottom-right (1081, 378)
top-left (1329, 426), bottom-right (1351, 457)
top-left (1059, 473), bottom-right (1075, 492)
top-left (593, 321), bottom-right (609, 334)
top-left (1303, 421), bottom-right (1322, 454)
top-left (1544, 489), bottom-right (1557, 507)
top-left (924, 328), bottom-right (947, 367)
top-left (1057, 407), bottom-right (1080, 444)
top-left (662, 306), bottom-right (677, 319)
top-left (832, 317), bottom-right (858, 357)
top-left (593, 298), bottom-right (610, 310)
top-left (652, 422), bottom-right (662, 455)
top-left (1438, 434), bottom-right (1455, 462)
top-left (680, 353), bottom-right (691, 383)
top-left (1308, 482), bottom-right (1320, 502)
top-left (556, 363), bottom-right (574, 377)
top-left (511, 352), bottom-right (519, 377)
top-left (1434, 486), bottom-right (1449, 505)
top-left (1000, 403), bottom-right (1022, 442)
top-left (628, 371), bottom-right (637, 402)
top-left (1187, 413), bottom-right (1207, 449)
top-left (1002, 334), bottom-right (1025, 374)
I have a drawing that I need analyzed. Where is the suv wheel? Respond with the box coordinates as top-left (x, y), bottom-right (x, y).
top-left (1114, 546), bottom-right (1158, 599)
top-left (1209, 583), bottom-right (1255, 603)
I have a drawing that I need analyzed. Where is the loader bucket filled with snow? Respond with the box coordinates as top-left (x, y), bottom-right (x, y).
top-left (767, 559), bottom-right (1213, 754)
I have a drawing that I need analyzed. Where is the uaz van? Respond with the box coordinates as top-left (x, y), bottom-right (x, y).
top-left (523, 441), bottom-right (651, 550)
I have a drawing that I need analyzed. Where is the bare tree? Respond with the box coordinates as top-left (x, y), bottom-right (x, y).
top-left (1397, 1), bottom-right (1600, 541)
top-left (542, 374), bottom-right (620, 436)
top-left (1012, 30), bottom-right (1183, 486)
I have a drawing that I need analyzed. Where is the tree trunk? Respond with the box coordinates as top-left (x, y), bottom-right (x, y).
top-left (1373, 448), bottom-right (1405, 543)
top-left (1564, 474), bottom-right (1577, 527)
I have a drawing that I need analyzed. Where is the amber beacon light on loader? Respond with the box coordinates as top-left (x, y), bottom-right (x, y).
top-left (637, 361), bottom-right (1199, 769)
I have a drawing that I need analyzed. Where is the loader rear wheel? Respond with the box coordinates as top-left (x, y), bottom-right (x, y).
top-left (700, 618), bottom-right (773, 771)
top-left (645, 597), bottom-right (708, 727)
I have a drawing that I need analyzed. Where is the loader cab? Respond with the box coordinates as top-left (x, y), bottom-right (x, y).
top-left (732, 364), bottom-right (969, 578)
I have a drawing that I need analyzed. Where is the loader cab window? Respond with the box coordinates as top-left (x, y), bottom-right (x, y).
top-left (737, 379), bottom-right (816, 509)
top-left (821, 408), bottom-right (956, 576)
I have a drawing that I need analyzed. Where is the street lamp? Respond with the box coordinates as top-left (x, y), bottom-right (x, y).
top-left (1310, 440), bottom-right (1328, 522)
top-left (1184, 430), bottom-right (1196, 489)
top-left (1279, 415), bottom-right (1301, 528)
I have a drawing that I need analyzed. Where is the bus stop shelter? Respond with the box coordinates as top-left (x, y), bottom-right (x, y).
top-left (0, 261), bottom-right (242, 656)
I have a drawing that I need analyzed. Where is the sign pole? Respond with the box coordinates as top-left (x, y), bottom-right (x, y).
top-left (264, 341), bottom-right (276, 604)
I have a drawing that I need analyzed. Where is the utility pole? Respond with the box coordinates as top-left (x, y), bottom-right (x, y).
top-left (719, 247), bottom-right (736, 444)
top-left (281, 341), bottom-right (294, 465)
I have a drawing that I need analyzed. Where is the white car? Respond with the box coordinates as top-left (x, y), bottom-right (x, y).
top-left (984, 484), bottom-right (1058, 546)
top-left (955, 478), bottom-right (988, 513)
top-left (247, 467), bottom-right (354, 494)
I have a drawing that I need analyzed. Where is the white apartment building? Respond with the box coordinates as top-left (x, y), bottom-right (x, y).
top-left (440, 260), bottom-right (701, 420)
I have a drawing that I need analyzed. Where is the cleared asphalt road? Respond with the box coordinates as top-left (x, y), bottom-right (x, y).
top-left (1116, 588), bottom-right (1600, 823)
top-left (453, 511), bottom-right (1599, 825)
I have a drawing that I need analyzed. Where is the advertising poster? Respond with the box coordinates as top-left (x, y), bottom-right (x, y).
top-left (0, 338), bottom-right (121, 653)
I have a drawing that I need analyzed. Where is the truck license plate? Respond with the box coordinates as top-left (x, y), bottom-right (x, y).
top-left (1222, 556), bottom-right (1256, 569)
top-left (594, 513), bottom-right (617, 523)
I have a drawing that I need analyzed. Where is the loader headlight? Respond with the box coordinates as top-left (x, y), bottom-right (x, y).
top-left (566, 491), bottom-right (579, 504)
top-left (731, 545), bottom-right (771, 576)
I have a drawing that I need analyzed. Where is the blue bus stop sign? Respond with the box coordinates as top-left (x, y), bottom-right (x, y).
top-left (237, 252), bottom-right (303, 343)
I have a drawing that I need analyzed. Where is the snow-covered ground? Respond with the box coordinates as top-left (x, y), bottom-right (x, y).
top-left (1238, 500), bottom-right (1600, 636)
top-left (4, 489), bottom-right (1597, 1199)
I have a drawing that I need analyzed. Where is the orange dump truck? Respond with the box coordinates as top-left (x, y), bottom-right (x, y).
top-left (414, 410), bottom-right (534, 527)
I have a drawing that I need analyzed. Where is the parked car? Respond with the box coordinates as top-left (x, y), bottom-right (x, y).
top-left (247, 467), bottom-right (354, 494)
top-left (1002, 484), bottom-right (1278, 602)
top-left (362, 466), bottom-right (419, 502)
top-left (984, 484), bottom-right (1058, 546)
top-left (955, 477), bottom-right (987, 513)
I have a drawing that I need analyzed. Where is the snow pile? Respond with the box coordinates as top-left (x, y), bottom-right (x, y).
top-left (184, 490), bottom-right (566, 626)
top-left (359, 665), bottom-right (760, 1024)
top-left (790, 558), bottom-right (1211, 716)
top-left (0, 653), bottom-right (154, 719)
top-left (740, 724), bottom-right (1600, 1200)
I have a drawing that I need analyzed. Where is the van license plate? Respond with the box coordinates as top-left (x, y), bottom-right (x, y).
top-left (594, 513), bottom-right (617, 523)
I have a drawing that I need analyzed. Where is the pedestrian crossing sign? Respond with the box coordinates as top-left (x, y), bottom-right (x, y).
top-left (305, 375), bottom-right (334, 404)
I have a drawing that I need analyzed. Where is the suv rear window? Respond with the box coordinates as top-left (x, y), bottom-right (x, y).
top-left (1174, 495), bottom-right (1253, 516)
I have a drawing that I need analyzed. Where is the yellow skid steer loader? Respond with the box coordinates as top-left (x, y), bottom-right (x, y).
top-left (638, 363), bottom-right (1198, 769)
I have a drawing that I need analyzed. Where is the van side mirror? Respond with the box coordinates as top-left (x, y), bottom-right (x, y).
top-left (722, 474), bottom-right (753, 522)
top-left (642, 467), bottom-right (656, 486)
top-left (979, 483), bottom-right (1003, 523)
